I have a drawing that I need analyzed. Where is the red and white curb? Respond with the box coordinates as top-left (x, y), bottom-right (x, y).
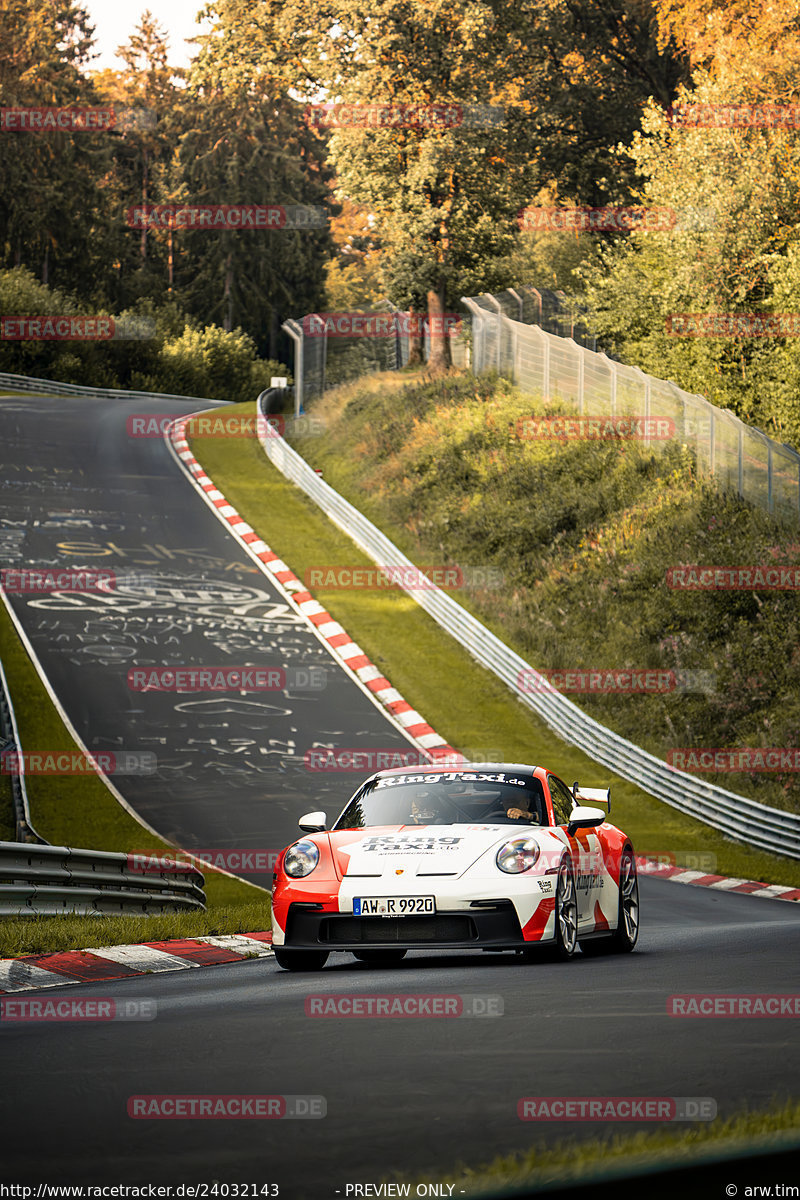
top-left (167, 413), bottom-right (800, 909)
top-left (168, 417), bottom-right (461, 761)
top-left (0, 932), bottom-right (273, 993)
top-left (637, 859), bottom-right (800, 902)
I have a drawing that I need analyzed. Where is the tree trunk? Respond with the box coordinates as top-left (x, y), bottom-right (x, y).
top-left (407, 312), bottom-right (424, 366)
top-left (426, 288), bottom-right (452, 373)
top-left (141, 149), bottom-right (149, 262)
top-left (269, 308), bottom-right (281, 360)
top-left (223, 251), bottom-right (234, 332)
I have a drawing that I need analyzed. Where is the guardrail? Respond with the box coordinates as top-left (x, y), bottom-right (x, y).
top-left (0, 842), bottom-right (206, 916)
top-left (0, 658), bottom-right (47, 845)
top-left (257, 391), bottom-right (800, 861)
top-left (0, 370), bottom-right (218, 405)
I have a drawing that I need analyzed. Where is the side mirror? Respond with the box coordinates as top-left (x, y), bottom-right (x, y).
top-left (298, 811), bottom-right (327, 833)
top-left (567, 805), bottom-right (605, 835)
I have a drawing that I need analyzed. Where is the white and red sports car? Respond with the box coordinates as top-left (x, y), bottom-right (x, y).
top-left (270, 763), bottom-right (639, 970)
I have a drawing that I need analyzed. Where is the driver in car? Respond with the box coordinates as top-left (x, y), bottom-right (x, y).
top-left (409, 791), bottom-right (441, 824)
top-left (502, 796), bottom-right (539, 822)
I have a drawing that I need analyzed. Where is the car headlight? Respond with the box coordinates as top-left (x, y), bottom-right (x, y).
top-left (283, 839), bottom-right (320, 878)
top-left (496, 838), bottom-right (540, 874)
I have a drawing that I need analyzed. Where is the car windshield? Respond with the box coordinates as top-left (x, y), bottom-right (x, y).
top-left (333, 769), bottom-right (547, 829)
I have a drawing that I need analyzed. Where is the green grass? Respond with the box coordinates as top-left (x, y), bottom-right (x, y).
top-left (400, 1101), bottom-right (800, 1195)
top-left (188, 394), bottom-right (800, 888)
top-left (0, 902), bottom-right (272, 960)
top-left (0, 599), bottom-right (270, 956)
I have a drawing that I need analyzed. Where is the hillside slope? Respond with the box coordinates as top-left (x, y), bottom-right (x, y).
top-left (291, 370), bottom-right (800, 815)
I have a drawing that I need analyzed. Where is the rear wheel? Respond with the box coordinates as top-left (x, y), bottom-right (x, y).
top-left (352, 949), bottom-right (408, 966)
top-left (553, 859), bottom-right (578, 960)
top-left (273, 949), bottom-right (329, 972)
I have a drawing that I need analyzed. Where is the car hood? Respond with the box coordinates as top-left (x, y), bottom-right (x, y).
top-left (329, 824), bottom-right (552, 880)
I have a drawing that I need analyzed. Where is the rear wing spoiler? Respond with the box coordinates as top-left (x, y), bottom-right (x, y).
top-left (571, 783), bottom-right (611, 814)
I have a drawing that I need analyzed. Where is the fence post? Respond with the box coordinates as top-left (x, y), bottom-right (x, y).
top-left (540, 327), bottom-right (550, 400)
top-left (577, 346), bottom-right (585, 415)
top-left (631, 366), bottom-right (650, 449)
top-left (738, 423), bottom-right (744, 499)
top-left (481, 293), bottom-right (503, 373)
top-left (507, 288), bottom-right (524, 321)
top-left (281, 319), bottom-right (304, 418)
top-left (768, 444), bottom-right (774, 515)
top-left (461, 297), bottom-right (486, 375)
top-left (523, 286), bottom-right (542, 326)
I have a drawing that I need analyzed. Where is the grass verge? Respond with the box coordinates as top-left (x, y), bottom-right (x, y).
top-left (188, 395), bottom-right (800, 888)
top-left (0, 903), bottom-right (272, 960)
top-left (401, 1102), bottom-right (800, 1195)
top-left (0, 600), bottom-right (270, 957)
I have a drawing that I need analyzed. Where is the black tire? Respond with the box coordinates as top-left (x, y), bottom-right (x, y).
top-left (552, 858), bottom-right (579, 960)
top-left (612, 848), bottom-right (639, 952)
top-left (351, 949), bottom-right (408, 966)
top-left (580, 846), bottom-right (639, 956)
top-left (273, 948), bottom-right (329, 972)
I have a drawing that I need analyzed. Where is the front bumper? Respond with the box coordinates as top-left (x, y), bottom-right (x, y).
top-left (283, 900), bottom-right (526, 951)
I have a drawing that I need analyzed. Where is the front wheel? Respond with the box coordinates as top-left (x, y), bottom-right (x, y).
top-left (612, 848), bottom-right (639, 952)
top-left (352, 949), bottom-right (408, 966)
top-left (273, 948), bottom-right (329, 972)
top-left (553, 859), bottom-right (578, 960)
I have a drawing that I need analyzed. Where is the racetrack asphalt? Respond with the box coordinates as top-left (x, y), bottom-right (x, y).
top-left (0, 392), bottom-right (423, 881)
top-left (1, 390), bottom-right (799, 1193)
top-left (2, 878), bottom-right (799, 1193)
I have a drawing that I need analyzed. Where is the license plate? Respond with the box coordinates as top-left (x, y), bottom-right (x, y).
top-left (353, 896), bottom-right (435, 917)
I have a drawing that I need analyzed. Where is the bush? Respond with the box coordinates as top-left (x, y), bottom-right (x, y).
top-left (0, 267), bottom-right (288, 401)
